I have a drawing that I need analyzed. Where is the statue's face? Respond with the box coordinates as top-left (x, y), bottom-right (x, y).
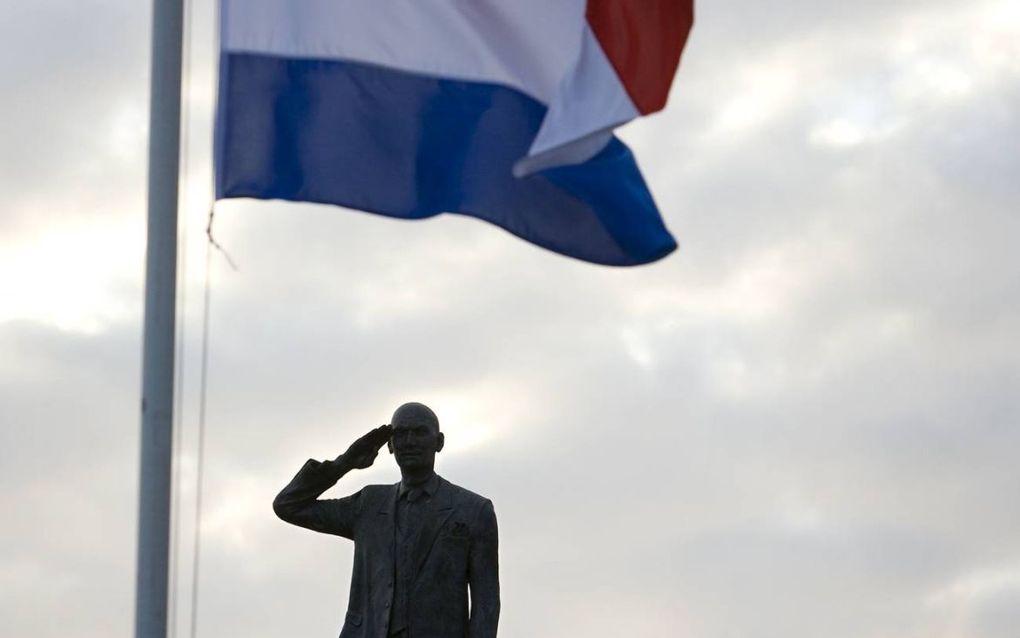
top-left (390, 409), bottom-right (443, 471)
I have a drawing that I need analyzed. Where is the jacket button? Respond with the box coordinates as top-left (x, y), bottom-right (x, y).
top-left (385, 601), bottom-right (391, 608)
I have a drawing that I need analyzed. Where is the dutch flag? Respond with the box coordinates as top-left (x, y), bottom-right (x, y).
top-left (215, 1), bottom-right (694, 266)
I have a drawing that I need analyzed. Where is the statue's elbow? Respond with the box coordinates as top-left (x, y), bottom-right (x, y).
top-left (272, 494), bottom-right (294, 522)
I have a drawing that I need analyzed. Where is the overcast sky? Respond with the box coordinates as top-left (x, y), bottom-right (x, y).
top-left (2, 1), bottom-right (1019, 637)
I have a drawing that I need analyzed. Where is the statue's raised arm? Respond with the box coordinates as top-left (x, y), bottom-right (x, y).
top-left (273, 424), bottom-right (391, 538)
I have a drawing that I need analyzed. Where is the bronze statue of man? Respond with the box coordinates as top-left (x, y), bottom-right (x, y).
top-left (274, 402), bottom-right (500, 637)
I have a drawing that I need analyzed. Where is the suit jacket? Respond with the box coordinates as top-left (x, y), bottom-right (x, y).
top-left (274, 459), bottom-right (500, 638)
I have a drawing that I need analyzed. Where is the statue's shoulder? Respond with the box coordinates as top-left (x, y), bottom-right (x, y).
top-left (357, 482), bottom-right (396, 504)
top-left (362, 482), bottom-right (397, 494)
top-left (439, 476), bottom-right (492, 507)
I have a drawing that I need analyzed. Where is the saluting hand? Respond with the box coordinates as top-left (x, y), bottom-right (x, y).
top-left (335, 424), bottom-right (392, 470)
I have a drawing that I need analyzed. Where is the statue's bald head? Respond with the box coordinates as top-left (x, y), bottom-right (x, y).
top-left (389, 402), bottom-right (443, 471)
top-left (391, 402), bottom-right (440, 433)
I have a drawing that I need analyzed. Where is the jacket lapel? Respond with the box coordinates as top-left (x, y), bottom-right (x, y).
top-left (413, 476), bottom-right (456, 578)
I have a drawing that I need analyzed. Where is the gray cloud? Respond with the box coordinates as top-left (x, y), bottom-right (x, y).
top-left (0, 1), bottom-right (149, 227)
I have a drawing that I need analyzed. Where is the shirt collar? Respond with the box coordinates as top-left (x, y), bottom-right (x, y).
top-left (398, 473), bottom-right (440, 499)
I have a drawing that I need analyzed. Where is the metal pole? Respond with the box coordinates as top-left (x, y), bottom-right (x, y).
top-left (135, 0), bottom-right (184, 635)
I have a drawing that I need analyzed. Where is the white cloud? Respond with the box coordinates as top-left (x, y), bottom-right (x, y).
top-left (0, 214), bottom-right (142, 332)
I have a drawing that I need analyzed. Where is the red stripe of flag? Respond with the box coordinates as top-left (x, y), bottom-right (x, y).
top-left (585, 0), bottom-right (695, 115)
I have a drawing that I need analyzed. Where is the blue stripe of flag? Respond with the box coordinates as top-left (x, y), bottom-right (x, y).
top-left (216, 52), bottom-right (676, 266)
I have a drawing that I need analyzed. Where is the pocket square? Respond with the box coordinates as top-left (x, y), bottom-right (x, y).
top-left (448, 521), bottom-right (470, 538)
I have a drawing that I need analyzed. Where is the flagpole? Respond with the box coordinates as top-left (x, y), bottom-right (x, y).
top-left (135, 0), bottom-right (184, 635)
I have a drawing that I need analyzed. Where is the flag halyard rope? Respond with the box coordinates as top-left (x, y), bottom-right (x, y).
top-left (173, 0), bottom-right (236, 632)
top-left (188, 222), bottom-right (215, 638)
